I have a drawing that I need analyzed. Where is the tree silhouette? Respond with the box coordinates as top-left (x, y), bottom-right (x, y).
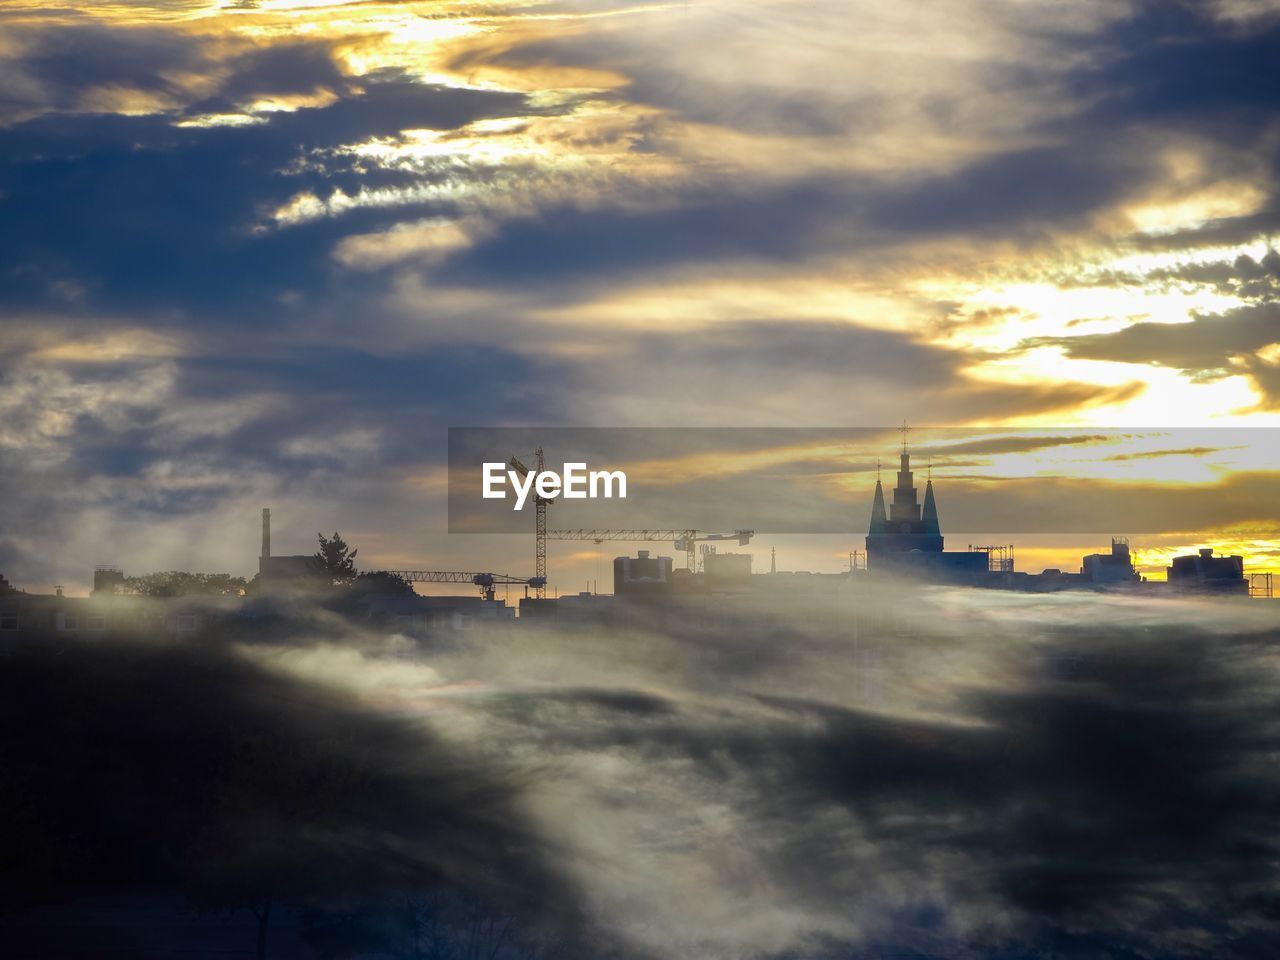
top-left (123, 571), bottom-right (248, 597)
top-left (314, 532), bottom-right (358, 584)
top-left (353, 570), bottom-right (414, 596)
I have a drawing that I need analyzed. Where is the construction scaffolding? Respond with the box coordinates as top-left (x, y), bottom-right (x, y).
top-left (969, 543), bottom-right (1015, 573)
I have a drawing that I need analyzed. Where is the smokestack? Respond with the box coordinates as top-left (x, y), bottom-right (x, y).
top-left (261, 508), bottom-right (271, 559)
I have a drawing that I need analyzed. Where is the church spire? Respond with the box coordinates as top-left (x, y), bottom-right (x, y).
top-left (869, 475), bottom-right (887, 534)
top-left (922, 476), bottom-right (940, 535)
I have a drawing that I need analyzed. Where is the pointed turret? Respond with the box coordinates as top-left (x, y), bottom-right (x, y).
top-left (869, 479), bottom-right (887, 534)
top-left (866, 438), bottom-right (944, 564)
top-left (922, 479), bottom-right (940, 536)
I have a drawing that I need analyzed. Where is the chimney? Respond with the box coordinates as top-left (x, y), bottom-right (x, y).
top-left (261, 508), bottom-right (271, 559)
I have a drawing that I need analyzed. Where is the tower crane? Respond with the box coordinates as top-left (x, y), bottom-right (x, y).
top-left (508, 448), bottom-right (548, 598)
top-left (506, 445), bottom-right (752, 589)
top-left (383, 570), bottom-right (547, 601)
top-left (546, 529), bottom-right (754, 571)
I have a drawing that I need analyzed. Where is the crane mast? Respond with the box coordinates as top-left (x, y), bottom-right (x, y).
top-left (508, 446), bottom-right (752, 590)
top-left (508, 447), bottom-right (548, 598)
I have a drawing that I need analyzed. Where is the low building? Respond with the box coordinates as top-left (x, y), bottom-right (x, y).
top-left (1081, 538), bottom-right (1140, 584)
top-left (556, 592), bottom-right (617, 622)
top-left (257, 507), bottom-right (321, 584)
top-left (614, 550), bottom-right (674, 597)
top-left (258, 555), bottom-right (320, 582)
top-left (703, 551), bottom-right (753, 589)
top-left (1168, 548), bottom-right (1247, 595)
top-left (518, 597), bottom-right (560, 621)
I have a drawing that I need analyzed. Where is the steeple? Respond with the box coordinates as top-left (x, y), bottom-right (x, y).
top-left (889, 449), bottom-right (921, 523)
top-left (865, 428), bottom-right (944, 562)
top-left (922, 478), bottom-right (940, 535)
top-left (869, 477), bottom-right (887, 534)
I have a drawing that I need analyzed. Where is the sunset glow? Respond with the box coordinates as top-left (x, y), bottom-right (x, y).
top-left (1, 0), bottom-right (1278, 589)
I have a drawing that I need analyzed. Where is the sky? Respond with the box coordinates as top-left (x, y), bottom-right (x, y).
top-left (2, 0), bottom-right (1280, 592)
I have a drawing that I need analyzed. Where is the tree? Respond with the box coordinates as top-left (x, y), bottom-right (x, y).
top-left (353, 571), bottom-right (414, 597)
top-left (315, 532), bottom-right (358, 584)
top-left (123, 572), bottom-right (248, 597)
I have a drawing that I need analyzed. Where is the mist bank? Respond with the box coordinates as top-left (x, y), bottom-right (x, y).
top-left (2, 585), bottom-right (1278, 958)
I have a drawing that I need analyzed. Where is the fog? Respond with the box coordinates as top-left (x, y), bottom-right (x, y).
top-left (3, 586), bottom-right (1278, 958)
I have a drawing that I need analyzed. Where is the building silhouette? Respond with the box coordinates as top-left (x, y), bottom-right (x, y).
top-left (865, 435), bottom-right (987, 581)
top-left (1081, 538), bottom-right (1139, 583)
top-left (1168, 548), bottom-right (1247, 594)
top-left (257, 507), bottom-right (320, 582)
top-left (867, 449), bottom-right (943, 557)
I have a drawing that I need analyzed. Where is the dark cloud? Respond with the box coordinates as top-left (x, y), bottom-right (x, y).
top-left (0, 76), bottom-right (537, 317)
top-left (1101, 445), bottom-right (1230, 461)
top-left (1050, 4), bottom-right (1280, 260)
top-left (1147, 249), bottom-right (1280, 299)
top-left (4, 25), bottom-right (353, 121)
top-left (569, 322), bottom-right (1143, 426)
top-left (1030, 303), bottom-right (1280, 405)
top-left (916, 434), bottom-right (1113, 458)
top-left (1071, 2), bottom-right (1280, 125)
top-left (2, 24), bottom-right (202, 115)
top-left (861, 143), bottom-right (1149, 236)
top-left (440, 139), bottom-right (1152, 289)
top-left (418, 0), bottom-right (1280, 293)
top-left (4, 1), bottom-right (1276, 334)
top-left (4, 1), bottom-right (1280, 322)
top-left (210, 39), bottom-right (351, 104)
top-left (1053, 311), bottom-right (1250, 366)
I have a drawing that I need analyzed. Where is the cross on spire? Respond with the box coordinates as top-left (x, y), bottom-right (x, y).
top-left (899, 420), bottom-right (911, 454)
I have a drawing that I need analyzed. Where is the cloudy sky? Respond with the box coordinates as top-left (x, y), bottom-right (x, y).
top-left (2, 0), bottom-right (1279, 590)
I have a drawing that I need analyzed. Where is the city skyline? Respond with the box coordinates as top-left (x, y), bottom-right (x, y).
top-left (10, 423), bottom-right (1276, 596)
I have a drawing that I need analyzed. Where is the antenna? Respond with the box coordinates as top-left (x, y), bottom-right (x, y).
top-left (899, 420), bottom-right (911, 454)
